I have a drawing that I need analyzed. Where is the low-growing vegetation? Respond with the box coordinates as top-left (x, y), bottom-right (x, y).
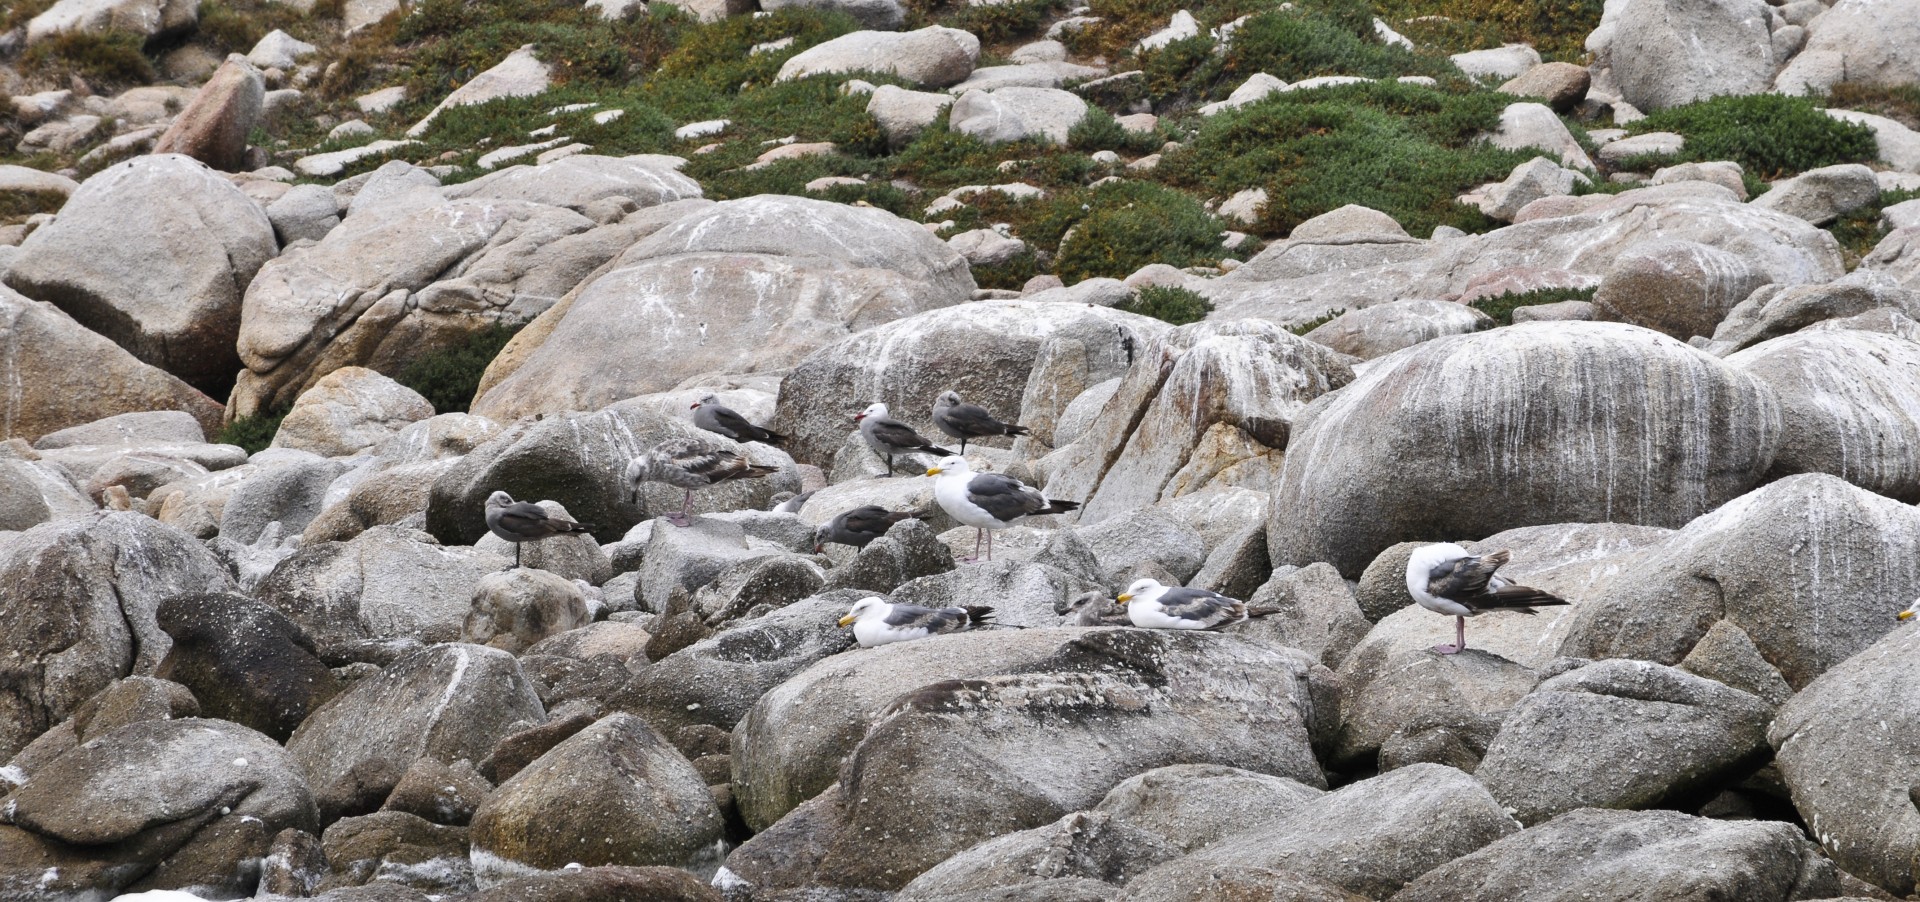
top-left (1468, 285), bottom-right (1597, 325)
top-left (1826, 189), bottom-right (1920, 265)
top-left (215, 406), bottom-right (291, 454)
top-left (397, 322), bottom-right (525, 414)
top-left (1628, 94), bottom-right (1879, 180)
top-left (1119, 285), bottom-right (1215, 325)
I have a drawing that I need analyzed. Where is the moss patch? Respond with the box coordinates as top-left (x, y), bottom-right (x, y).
top-left (1119, 284), bottom-right (1214, 325)
top-left (216, 407), bottom-right (291, 455)
top-left (398, 322), bottom-right (525, 414)
top-left (1470, 285), bottom-right (1597, 325)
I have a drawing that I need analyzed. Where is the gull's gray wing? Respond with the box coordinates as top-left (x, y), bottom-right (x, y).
top-left (883, 603), bottom-right (973, 634)
top-left (1426, 550), bottom-right (1508, 602)
top-left (493, 501), bottom-right (582, 539)
top-left (839, 505), bottom-right (909, 541)
top-left (965, 473), bottom-right (1048, 522)
top-left (1155, 587), bottom-right (1245, 627)
top-left (867, 416), bottom-right (940, 451)
top-left (936, 401), bottom-right (1010, 437)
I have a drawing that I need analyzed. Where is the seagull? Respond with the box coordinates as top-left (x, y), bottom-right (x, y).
top-left (837, 596), bottom-right (994, 647)
top-left (692, 394), bottom-right (786, 445)
top-left (484, 490), bottom-right (593, 570)
top-left (1116, 578), bottom-right (1248, 630)
top-left (770, 488), bottom-right (817, 514)
top-left (927, 455), bottom-right (1079, 562)
top-left (1060, 590), bottom-right (1129, 626)
top-left (1405, 543), bottom-right (1569, 655)
top-left (625, 438), bottom-right (780, 527)
top-left (813, 505), bottom-right (921, 552)
top-left (856, 402), bottom-right (953, 477)
top-left (931, 391), bottom-right (1030, 454)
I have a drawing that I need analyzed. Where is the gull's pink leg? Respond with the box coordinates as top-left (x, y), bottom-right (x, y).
top-left (1433, 615), bottom-right (1465, 655)
top-left (668, 489), bottom-right (693, 527)
top-left (963, 528), bottom-right (981, 563)
top-left (985, 529), bottom-right (993, 562)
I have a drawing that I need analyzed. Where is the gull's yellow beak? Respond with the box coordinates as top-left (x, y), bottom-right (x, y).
top-left (838, 614), bottom-right (857, 627)
top-left (1116, 594), bottom-right (1133, 603)
top-left (1900, 609), bottom-right (1915, 622)
top-left (925, 466), bottom-right (944, 476)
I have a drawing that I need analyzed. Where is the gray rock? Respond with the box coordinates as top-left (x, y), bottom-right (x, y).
top-left (1785, 0), bottom-right (1920, 93)
top-left (1770, 621), bottom-right (1920, 896)
top-left (3, 675), bottom-right (200, 781)
top-left (0, 718), bottom-right (317, 899)
top-left (152, 55), bottom-right (266, 172)
top-left (896, 810), bottom-right (1179, 902)
top-left (1076, 508), bottom-right (1205, 585)
top-left (1594, 130), bottom-right (1686, 165)
top-left (819, 518), bottom-right (956, 594)
top-left (3, 155), bottom-right (275, 393)
top-left (1728, 330), bottom-right (1920, 501)
top-left (772, 300), bottom-right (1162, 468)
top-left (1231, 562), bottom-right (1370, 667)
top-left (949, 87), bottom-right (1089, 145)
top-left (33, 410), bottom-right (205, 447)
top-left (463, 569), bottom-right (593, 653)
top-left (267, 182), bottom-right (342, 245)
top-left (1649, 160), bottom-right (1748, 199)
top-left (1679, 619), bottom-right (1795, 709)
top-left (287, 643), bottom-right (543, 820)
top-left (777, 26), bottom-right (978, 87)
top-left (1388, 808), bottom-right (1840, 901)
top-left (1044, 320), bottom-right (1354, 523)
top-left (0, 457), bottom-right (92, 530)
top-left (1496, 62), bottom-right (1591, 111)
top-left (725, 629), bottom-right (1332, 893)
top-left (463, 865), bottom-right (722, 901)
top-left (382, 755), bottom-right (489, 824)
top-left (949, 61), bottom-right (1108, 94)
top-left (406, 44), bottom-right (552, 137)
top-left (317, 810), bottom-right (472, 895)
top-left (609, 592), bottom-right (858, 737)
top-left (1864, 227), bottom-right (1920, 291)
top-left (1483, 109), bottom-right (1593, 173)
top-left (1559, 474), bottom-right (1920, 690)
top-left (1451, 43), bottom-right (1541, 80)
top-left (1119, 764), bottom-right (1519, 901)
top-left (469, 713), bottom-right (725, 880)
top-left (1591, 239), bottom-right (1771, 339)
top-left (1608, 0), bottom-right (1774, 111)
top-left (220, 455), bottom-right (349, 543)
top-left (443, 154), bottom-right (702, 214)
top-left (1269, 322), bottom-right (1780, 576)
top-left (0, 512), bottom-right (234, 759)
top-left (1750, 163), bottom-right (1882, 225)
top-left (472, 196), bottom-right (972, 422)
top-left (247, 28), bottom-right (317, 70)
top-left (867, 84), bottom-right (957, 148)
top-left (25, 0), bottom-right (197, 44)
top-left (689, 553), bottom-right (825, 624)
top-left (638, 517), bottom-right (793, 613)
top-left (1475, 659), bottom-right (1772, 824)
top-left (1302, 299), bottom-right (1491, 359)
top-left (891, 558), bottom-right (1101, 628)
top-left (257, 525), bottom-right (501, 650)
top-left (1704, 269), bottom-right (1920, 353)
top-left (155, 592), bottom-right (341, 742)
top-left (1093, 763), bottom-right (1324, 854)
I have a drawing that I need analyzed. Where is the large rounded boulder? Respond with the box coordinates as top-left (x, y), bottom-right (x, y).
top-left (1726, 329), bottom-right (1920, 502)
top-left (1267, 322), bottom-right (1782, 576)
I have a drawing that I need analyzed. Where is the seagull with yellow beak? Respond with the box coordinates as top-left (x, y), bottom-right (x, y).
top-left (1116, 578), bottom-right (1249, 630)
top-left (837, 596), bottom-right (995, 647)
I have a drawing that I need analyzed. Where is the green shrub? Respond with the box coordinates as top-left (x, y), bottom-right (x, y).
top-left (1053, 182), bottom-right (1225, 283)
top-left (1629, 94), bottom-right (1878, 180)
top-left (217, 407), bottom-right (290, 455)
top-left (656, 7), bottom-right (859, 92)
top-left (1825, 83), bottom-right (1920, 131)
top-left (413, 86), bottom-right (678, 171)
top-left (1287, 307), bottom-right (1346, 334)
top-left (1119, 285), bottom-right (1214, 325)
top-left (1220, 6), bottom-right (1455, 85)
top-left (1157, 81), bottom-right (1528, 236)
top-left (21, 31), bottom-right (155, 87)
top-left (1375, 0), bottom-right (1603, 60)
top-left (1827, 189), bottom-right (1920, 262)
top-left (970, 248), bottom-right (1044, 291)
top-left (918, 0), bottom-right (1065, 43)
top-left (1469, 285), bottom-right (1596, 325)
top-left (399, 322), bottom-right (525, 414)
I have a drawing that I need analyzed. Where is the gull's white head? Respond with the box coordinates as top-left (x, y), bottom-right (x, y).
top-left (838, 596), bottom-right (886, 627)
top-left (812, 522), bottom-right (833, 554)
top-left (924, 454), bottom-right (972, 477)
top-left (486, 490), bottom-right (513, 509)
top-left (692, 393), bottom-right (721, 410)
top-left (1116, 577), bottom-right (1166, 604)
top-left (855, 402), bottom-right (889, 422)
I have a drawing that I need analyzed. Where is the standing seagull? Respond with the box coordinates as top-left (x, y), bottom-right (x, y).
top-left (1405, 543), bottom-right (1569, 655)
top-left (856, 402), bottom-right (953, 477)
top-left (485, 490), bottom-right (593, 570)
top-left (927, 455), bottom-right (1079, 562)
top-left (692, 394), bottom-right (786, 445)
top-left (931, 391), bottom-right (1029, 454)
top-left (837, 596), bottom-right (994, 647)
top-left (1116, 578), bottom-right (1248, 630)
top-left (812, 505), bottom-right (921, 552)
top-left (625, 438), bottom-right (779, 527)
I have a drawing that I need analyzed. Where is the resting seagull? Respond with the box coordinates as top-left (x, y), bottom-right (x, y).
top-left (927, 455), bottom-right (1079, 562)
top-left (692, 394), bottom-right (786, 445)
top-left (485, 491), bottom-right (593, 570)
top-left (625, 438), bottom-right (779, 527)
top-left (837, 596), bottom-right (994, 647)
top-left (813, 505), bottom-right (921, 552)
top-left (1116, 578), bottom-right (1248, 630)
top-left (856, 403), bottom-right (953, 477)
top-left (1406, 543), bottom-right (1568, 655)
top-left (1061, 591), bottom-right (1130, 626)
top-left (931, 391), bottom-right (1029, 454)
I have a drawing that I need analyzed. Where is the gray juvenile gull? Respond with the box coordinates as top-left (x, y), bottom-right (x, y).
top-left (813, 505), bottom-right (921, 552)
top-left (625, 438), bottom-right (779, 527)
top-left (1061, 590), bottom-right (1130, 626)
top-left (927, 455), bottom-right (1079, 562)
top-left (931, 390), bottom-right (1029, 454)
top-left (856, 402), bottom-right (953, 476)
top-left (692, 394), bottom-right (786, 445)
top-left (1116, 578), bottom-right (1248, 630)
top-left (485, 490), bottom-right (593, 569)
top-left (838, 596), bottom-right (994, 647)
top-left (1406, 542), bottom-right (1568, 655)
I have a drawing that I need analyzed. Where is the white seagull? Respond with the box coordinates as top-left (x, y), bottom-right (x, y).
top-left (625, 438), bottom-right (780, 526)
top-left (1405, 543), bottom-right (1569, 655)
top-left (926, 455), bottom-right (1080, 562)
top-left (484, 491), bottom-right (593, 570)
top-left (837, 596), bottom-right (994, 647)
top-left (855, 402), bottom-right (953, 477)
top-left (1116, 578), bottom-right (1248, 630)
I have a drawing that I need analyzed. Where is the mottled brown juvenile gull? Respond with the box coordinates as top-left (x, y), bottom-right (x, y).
top-left (1061, 590), bottom-right (1129, 626)
top-left (837, 596), bottom-right (994, 647)
top-left (927, 455), bottom-right (1079, 562)
top-left (931, 390), bottom-right (1029, 454)
top-left (1406, 542), bottom-right (1568, 655)
top-left (485, 490), bottom-right (593, 569)
top-left (625, 437), bottom-right (779, 527)
top-left (856, 402), bottom-right (953, 477)
top-left (812, 505), bottom-right (921, 552)
top-left (692, 394), bottom-right (786, 445)
top-left (1116, 578), bottom-right (1247, 630)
